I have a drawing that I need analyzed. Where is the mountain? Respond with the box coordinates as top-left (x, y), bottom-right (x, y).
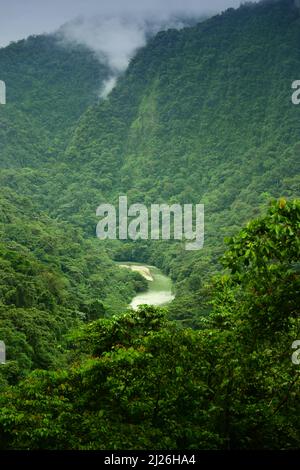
top-left (0, 34), bottom-right (108, 167)
top-left (0, 36), bottom-right (146, 380)
top-left (52, 0), bottom-right (300, 318)
top-left (65, 0), bottom-right (300, 210)
top-left (0, 0), bottom-right (299, 450)
top-left (0, 1), bottom-right (299, 320)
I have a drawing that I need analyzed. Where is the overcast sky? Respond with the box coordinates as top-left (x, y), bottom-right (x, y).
top-left (0, 0), bottom-right (243, 48)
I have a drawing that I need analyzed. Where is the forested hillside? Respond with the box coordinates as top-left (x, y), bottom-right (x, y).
top-left (49, 0), bottom-right (300, 319)
top-left (0, 187), bottom-right (147, 385)
top-left (0, 35), bottom-right (108, 167)
top-left (0, 33), bottom-right (146, 379)
top-left (0, 199), bottom-right (299, 449)
top-left (0, 0), bottom-right (299, 450)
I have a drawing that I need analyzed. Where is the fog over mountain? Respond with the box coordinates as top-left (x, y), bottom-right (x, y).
top-left (0, 0), bottom-right (246, 97)
top-left (0, 0), bottom-right (243, 48)
top-left (0, 0), bottom-right (299, 451)
top-left (58, 13), bottom-right (208, 97)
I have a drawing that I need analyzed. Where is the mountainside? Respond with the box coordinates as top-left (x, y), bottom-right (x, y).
top-left (66, 0), bottom-right (300, 209)
top-left (0, 35), bottom-right (108, 167)
top-left (0, 0), bottom-right (299, 450)
top-left (0, 32), bottom-right (145, 380)
top-left (56, 0), bottom-right (300, 315)
top-left (0, 1), bottom-right (299, 318)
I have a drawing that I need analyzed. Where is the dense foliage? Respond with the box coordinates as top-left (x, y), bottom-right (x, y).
top-left (0, 188), bottom-right (146, 386)
top-left (0, 0), bottom-right (299, 450)
top-left (0, 200), bottom-right (299, 449)
top-left (0, 35), bottom-right (108, 167)
top-left (1, 0), bottom-right (298, 321)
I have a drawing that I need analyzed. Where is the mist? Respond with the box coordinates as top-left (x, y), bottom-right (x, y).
top-left (0, 0), bottom-right (243, 49)
top-left (0, 0), bottom-right (244, 98)
top-left (58, 12), bottom-right (212, 98)
top-left (60, 16), bottom-right (147, 71)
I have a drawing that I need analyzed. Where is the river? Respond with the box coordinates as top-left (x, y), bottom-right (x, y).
top-left (118, 262), bottom-right (174, 310)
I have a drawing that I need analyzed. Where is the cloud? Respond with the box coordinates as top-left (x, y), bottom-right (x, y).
top-left (58, 12), bottom-right (210, 97)
top-left (0, 0), bottom-right (242, 48)
top-left (58, 15), bottom-right (149, 98)
top-left (0, 0), bottom-right (243, 97)
top-left (59, 15), bottom-right (147, 73)
top-left (99, 76), bottom-right (117, 98)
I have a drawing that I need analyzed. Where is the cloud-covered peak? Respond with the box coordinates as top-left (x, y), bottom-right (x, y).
top-left (58, 12), bottom-right (205, 97)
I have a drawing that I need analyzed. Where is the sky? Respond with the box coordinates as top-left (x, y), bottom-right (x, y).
top-left (0, 0), bottom-right (242, 48)
top-left (0, 0), bottom-right (245, 98)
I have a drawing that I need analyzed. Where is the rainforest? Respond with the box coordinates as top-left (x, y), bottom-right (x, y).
top-left (0, 0), bottom-right (299, 452)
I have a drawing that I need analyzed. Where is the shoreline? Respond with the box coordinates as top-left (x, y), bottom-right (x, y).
top-left (118, 264), bottom-right (154, 281)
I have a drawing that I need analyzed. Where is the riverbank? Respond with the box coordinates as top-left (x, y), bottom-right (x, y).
top-left (118, 264), bottom-right (153, 281)
top-left (117, 262), bottom-right (174, 310)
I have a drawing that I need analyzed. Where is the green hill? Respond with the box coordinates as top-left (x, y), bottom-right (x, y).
top-left (0, 1), bottom-right (299, 320)
top-left (0, 34), bottom-right (108, 167)
top-left (0, 0), bottom-right (299, 449)
top-left (50, 0), bottom-right (300, 318)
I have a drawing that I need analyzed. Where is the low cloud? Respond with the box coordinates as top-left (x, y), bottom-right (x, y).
top-left (58, 13), bottom-right (207, 98)
top-left (60, 15), bottom-right (147, 73)
top-left (0, 1), bottom-right (243, 98)
top-left (99, 76), bottom-right (117, 98)
top-left (0, 1), bottom-right (242, 49)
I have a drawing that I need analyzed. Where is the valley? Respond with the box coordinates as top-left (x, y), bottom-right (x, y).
top-left (0, 0), bottom-right (299, 451)
top-left (118, 262), bottom-right (175, 309)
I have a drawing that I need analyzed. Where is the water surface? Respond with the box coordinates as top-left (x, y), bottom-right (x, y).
top-left (118, 262), bottom-right (174, 310)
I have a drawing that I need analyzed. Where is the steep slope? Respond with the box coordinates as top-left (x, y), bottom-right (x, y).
top-left (0, 34), bottom-right (147, 373)
top-left (0, 186), bottom-right (146, 387)
top-left (0, 1), bottom-right (299, 451)
top-left (0, 0), bottom-right (299, 322)
top-left (0, 34), bottom-right (108, 167)
top-left (65, 0), bottom-right (300, 209)
top-left (53, 0), bottom-right (300, 301)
